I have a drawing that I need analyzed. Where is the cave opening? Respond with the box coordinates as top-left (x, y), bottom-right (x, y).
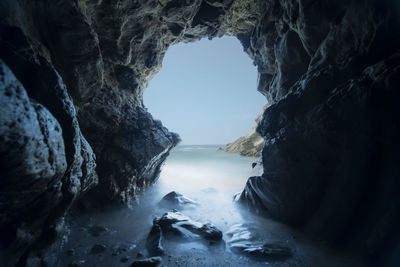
top-left (144, 35), bottom-right (266, 145)
top-left (140, 35), bottom-right (267, 239)
top-left (2, 0), bottom-right (399, 265)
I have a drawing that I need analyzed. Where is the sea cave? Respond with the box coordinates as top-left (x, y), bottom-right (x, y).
top-left (1, 0), bottom-right (400, 266)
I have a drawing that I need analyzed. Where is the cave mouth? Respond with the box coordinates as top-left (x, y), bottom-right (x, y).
top-left (143, 35), bottom-right (266, 146)
top-left (142, 35), bottom-right (266, 217)
top-left (138, 35), bottom-right (266, 226)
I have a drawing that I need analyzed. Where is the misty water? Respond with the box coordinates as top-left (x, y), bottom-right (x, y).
top-left (152, 145), bottom-right (256, 230)
top-left (60, 145), bottom-right (368, 266)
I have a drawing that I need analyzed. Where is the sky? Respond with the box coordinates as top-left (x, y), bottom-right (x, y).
top-left (143, 36), bottom-right (267, 145)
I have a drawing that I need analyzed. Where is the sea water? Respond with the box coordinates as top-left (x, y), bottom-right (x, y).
top-left (149, 144), bottom-right (258, 232)
top-left (60, 145), bottom-right (368, 266)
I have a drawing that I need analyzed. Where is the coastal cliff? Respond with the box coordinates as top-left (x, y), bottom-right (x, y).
top-left (223, 105), bottom-right (268, 157)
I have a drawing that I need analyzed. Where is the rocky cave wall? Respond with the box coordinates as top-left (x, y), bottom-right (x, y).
top-left (1, 0), bottom-right (400, 265)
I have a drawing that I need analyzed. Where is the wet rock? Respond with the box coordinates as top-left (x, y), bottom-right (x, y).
top-left (0, 0), bottom-right (399, 264)
top-left (155, 211), bottom-right (223, 241)
top-left (159, 191), bottom-right (199, 210)
top-left (68, 260), bottom-right (85, 267)
top-left (121, 256), bottom-right (130, 263)
top-left (130, 256), bottom-right (162, 267)
top-left (226, 223), bottom-right (258, 243)
top-left (146, 223), bottom-right (164, 256)
top-left (88, 225), bottom-right (109, 237)
top-left (90, 244), bottom-right (107, 254)
top-left (230, 242), bottom-right (292, 260)
top-left (226, 224), bottom-right (291, 261)
top-left (0, 27), bottom-right (98, 265)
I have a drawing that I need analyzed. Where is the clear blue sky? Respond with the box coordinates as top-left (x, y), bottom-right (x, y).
top-left (143, 36), bottom-right (266, 145)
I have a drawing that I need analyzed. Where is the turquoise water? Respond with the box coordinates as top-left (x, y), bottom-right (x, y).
top-left (156, 145), bottom-right (257, 196)
top-left (150, 144), bottom-right (258, 232)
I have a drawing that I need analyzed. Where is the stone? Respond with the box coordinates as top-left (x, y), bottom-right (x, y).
top-left (223, 104), bottom-right (269, 157)
top-left (226, 224), bottom-right (292, 261)
top-left (146, 223), bottom-right (164, 256)
top-left (130, 256), bottom-right (162, 267)
top-left (230, 243), bottom-right (292, 260)
top-left (155, 211), bottom-right (223, 241)
top-left (90, 244), bottom-right (107, 254)
top-left (88, 225), bottom-right (109, 237)
top-left (66, 249), bottom-right (75, 256)
top-left (121, 256), bottom-right (130, 263)
top-left (159, 191), bottom-right (199, 210)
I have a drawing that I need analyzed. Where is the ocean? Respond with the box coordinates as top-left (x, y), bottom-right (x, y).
top-left (149, 144), bottom-right (258, 231)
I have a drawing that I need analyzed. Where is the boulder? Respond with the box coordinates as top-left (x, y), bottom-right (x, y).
top-left (155, 211), bottom-right (223, 241)
top-left (159, 191), bottom-right (199, 210)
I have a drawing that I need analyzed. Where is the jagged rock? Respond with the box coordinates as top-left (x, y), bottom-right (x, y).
top-left (0, 0), bottom-right (400, 265)
top-left (130, 256), bottom-right (162, 267)
top-left (146, 224), bottom-right (164, 256)
top-left (238, 50), bottom-right (400, 259)
top-left (159, 191), bottom-right (199, 210)
top-left (155, 211), bottom-right (223, 241)
top-left (223, 104), bottom-right (269, 157)
top-left (0, 59), bottom-right (68, 266)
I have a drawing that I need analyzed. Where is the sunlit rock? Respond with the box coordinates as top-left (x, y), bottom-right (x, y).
top-left (223, 104), bottom-right (269, 157)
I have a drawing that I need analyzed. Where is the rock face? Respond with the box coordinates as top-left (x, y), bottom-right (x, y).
top-left (223, 104), bottom-right (269, 157)
top-left (0, 0), bottom-right (400, 265)
top-left (236, 2), bottom-right (400, 264)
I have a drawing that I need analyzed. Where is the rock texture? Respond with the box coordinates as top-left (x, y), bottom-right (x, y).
top-left (223, 104), bottom-right (269, 157)
top-left (226, 223), bottom-right (292, 261)
top-left (236, 0), bottom-right (400, 264)
top-left (149, 211), bottom-right (223, 242)
top-left (158, 191), bottom-right (199, 210)
top-left (1, 0), bottom-right (400, 266)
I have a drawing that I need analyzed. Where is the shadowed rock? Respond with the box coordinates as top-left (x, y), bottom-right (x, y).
top-left (87, 225), bottom-right (109, 237)
top-left (146, 223), bottom-right (164, 256)
top-left (226, 224), bottom-right (292, 261)
top-left (159, 191), bottom-right (199, 210)
top-left (130, 256), bottom-right (162, 267)
top-left (230, 243), bottom-right (292, 261)
top-left (90, 244), bottom-right (107, 254)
